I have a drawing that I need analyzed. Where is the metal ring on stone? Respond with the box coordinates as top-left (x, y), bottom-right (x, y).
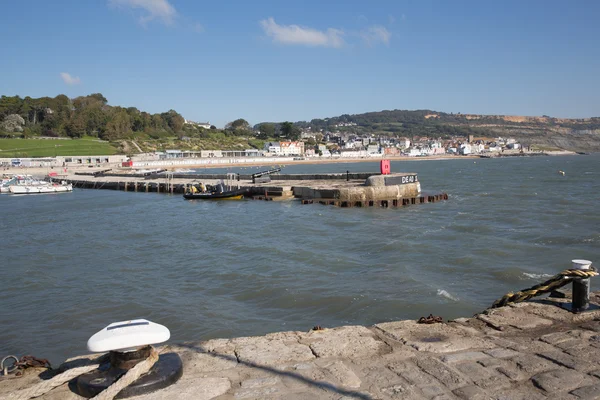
top-left (1, 356), bottom-right (19, 375)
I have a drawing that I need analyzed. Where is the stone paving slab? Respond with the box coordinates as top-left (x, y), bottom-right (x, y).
top-left (301, 326), bottom-right (390, 359)
top-left (375, 320), bottom-right (494, 353)
top-left (477, 306), bottom-right (555, 331)
top-left (2, 293), bottom-right (600, 400)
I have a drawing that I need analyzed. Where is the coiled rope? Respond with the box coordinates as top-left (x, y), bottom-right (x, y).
top-left (491, 268), bottom-right (598, 309)
top-left (6, 347), bottom-right (159, 400)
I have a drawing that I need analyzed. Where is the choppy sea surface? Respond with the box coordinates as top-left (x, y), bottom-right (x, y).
top-left (1, 154), bottom-right (598, 364)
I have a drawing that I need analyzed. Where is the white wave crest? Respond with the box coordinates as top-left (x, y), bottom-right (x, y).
top-left (523, 272), bottom-right (553, 279)
top-left (437, 289), bottom-right (459, 301)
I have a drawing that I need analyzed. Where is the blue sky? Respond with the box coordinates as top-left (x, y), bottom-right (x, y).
top-left (1, 0), bottom-right (598, 127)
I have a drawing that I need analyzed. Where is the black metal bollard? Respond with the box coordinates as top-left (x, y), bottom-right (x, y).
top-left (572, 259), bottom-right (593, 313)
top-left (347, 170), bottom-right (349, 181)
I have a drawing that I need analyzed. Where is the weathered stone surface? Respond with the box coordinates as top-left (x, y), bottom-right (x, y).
top-left (233, 333), bottom-right (315, 366)
top-left (129, 377), bottom-right (231, 400)
top-left (442, 352), bottom-right (491, 364)
top-left (555, 339), bottom-right (587, 350)
top-left (337, 393), bottom-right (379, 400)
top-left (234, 386), bottom-right (280, 399)
top-left (540, 330), bottom-right (595, 346)
top-left (414, 357), bottom-right (470, 390)
top-left (178, 349), bottom-right (238, 372)
top-left (419, 384), bottom-right (450, 398)
top-left (512, 354), bottom-right (557, 374)
top-left (496, 365), bottom-right (524, 381)
top-left (323, 361), bottom-right (361, 389)
top-left (431, 394), bottom-right (459, 400)
top-left (537, 350), bottom-right (595, 372)
top-left (580, 320), bottom-right (600, 332)
top-left (478, 307), bottom-right (554, 331)
top-left (388, 361), bottom-right (439, 386)
top-left (475, 374), bottom-right (513, 391)
top-left (477, 357), bottom-right (504, 368)
top-left (531, 369), bottom-right (589, 393)
top-left (490, 387), bottom-right (547, 400)
top-left (453, 385), bottom-right (490, 400)
top-left (488, 338), bottom-right (530, 352)
top-left (589, 369), bottom-right (600, 379)
top-left (510, 302), bottom-right (575, 322)
top-left (240, 376), bottom-right (281, 389)
top-left (304, 326), bottom-right (388, 359)
top-left (570, 383), bottom-right (600, 399)
top-left (484, 348), bottom-right (521, 359)
top-left (376, 320), bottom-right (493, 353)
top-left (380, 382), bottom-right (424, 399)
top-left (455, 362), bottom-right (493, 384)
top-left (360, 365), bottom-right (406, 398)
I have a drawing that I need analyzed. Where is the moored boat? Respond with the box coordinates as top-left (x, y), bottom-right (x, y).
top-left (9, 181), bottom-right (73, 194)
top-left (183, 180), bottom-right (249, 200)
top-left (1, 175), bottom-right (73, 194)
top-left (183, 188), bottom-right (248, 200)
top-left (0, 175), bottom-right (45, 193)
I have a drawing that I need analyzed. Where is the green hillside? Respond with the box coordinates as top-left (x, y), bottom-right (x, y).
top-left (0, 137), bottom-right (117, 158)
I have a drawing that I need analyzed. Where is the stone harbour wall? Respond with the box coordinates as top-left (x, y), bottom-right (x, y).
top-left (2, 292), bottom-right (600, 399)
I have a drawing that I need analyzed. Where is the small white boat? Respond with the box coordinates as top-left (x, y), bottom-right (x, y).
top-left (1, 175), bottom-right (72, 194)
top-left (9, 181), bottom-right (73, 194)
top-left (0, 175), bottom-right (43, 193)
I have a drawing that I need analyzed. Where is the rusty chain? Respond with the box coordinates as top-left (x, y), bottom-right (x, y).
top-left (418, 314), bottom-right (443, 324)
top-left (1, 355), bottom-right (51, 378)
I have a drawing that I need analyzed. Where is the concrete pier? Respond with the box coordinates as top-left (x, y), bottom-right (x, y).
top-left (2, 291), bottom-right (600, 399)
top-left (50, 170), bottom-right (445, 208)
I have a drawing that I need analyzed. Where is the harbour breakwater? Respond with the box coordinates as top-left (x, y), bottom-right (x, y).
top-left (51, 171), bottom-right (448, 208)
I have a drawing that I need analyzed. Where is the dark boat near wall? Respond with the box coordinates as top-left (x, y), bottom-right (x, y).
top-left (183, 187), bottom-right (249, 200)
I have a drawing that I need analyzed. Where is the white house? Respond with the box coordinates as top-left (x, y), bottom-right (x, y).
top-left (407, 148), bottom-right (422, 157)
top-left (473, 143), bottom-right (485, 153)
top-left (280, 141), bottom-right (304, 156)
top-left (264, 142), bottom-right (281, 155)
top-left (459, 144), bottom-right (472, 155)
top-left (366, 144), bottom-right (380, 154)
top-left (184, 119), bottom-right (211, 129)
top-left (398, 138), bottom-right (411, 149)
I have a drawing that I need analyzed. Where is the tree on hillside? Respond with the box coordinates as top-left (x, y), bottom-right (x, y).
top-left (0, 114), bottom-right (25, 132)
top-left (257, 123), bottom-right (275, 139)
top-left (281, 121), bottom-right (300, 140)
top-left (226, 118), bottom-right (251, 131)
top-left (102, 109), bottom-right (131, 140)
top-left (0, 96), bottom-right (24, 119)
top-left (161, 109), bottom-right (185, 132)
top-left (65, 115), bottom-right (86, 138)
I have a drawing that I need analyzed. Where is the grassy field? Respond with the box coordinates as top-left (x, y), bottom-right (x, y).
top-left (0, 137), bottom-right (118, 157)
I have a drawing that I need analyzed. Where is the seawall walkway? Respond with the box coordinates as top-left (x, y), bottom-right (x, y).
top-left (2, 292), bottom-right (600, 399)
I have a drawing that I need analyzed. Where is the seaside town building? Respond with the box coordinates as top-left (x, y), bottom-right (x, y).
top-left (263, 141), bottom-right (305, 156)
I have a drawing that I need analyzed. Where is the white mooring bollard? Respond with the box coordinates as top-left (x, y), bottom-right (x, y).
top-left (572, 259), bottom-right (593, 313)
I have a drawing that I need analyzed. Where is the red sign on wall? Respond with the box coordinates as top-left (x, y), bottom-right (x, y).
top-left (380, 159), bottom-right (391, 175)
